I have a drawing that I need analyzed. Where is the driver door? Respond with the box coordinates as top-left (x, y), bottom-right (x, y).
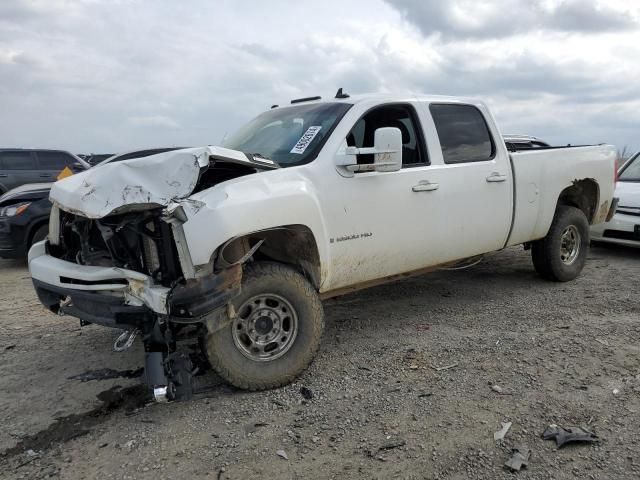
top-left (323, 103), bottom-right (435, 290)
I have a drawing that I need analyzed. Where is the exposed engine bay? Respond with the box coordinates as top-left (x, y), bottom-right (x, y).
top-left (35, 150), bottom-right (278, 402)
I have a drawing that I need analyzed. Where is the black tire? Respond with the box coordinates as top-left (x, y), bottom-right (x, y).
top-left (30, 225), bottom-right (48, 247)
top-left (531, 205), bottom-right (589, 282)
top-left (205, 261), bottom-right (324, 390)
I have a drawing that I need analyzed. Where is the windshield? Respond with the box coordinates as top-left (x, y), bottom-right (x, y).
top-left (223, 102), bottom-right (352, 166)
top-left (619, 153), bottom-right (640, 182)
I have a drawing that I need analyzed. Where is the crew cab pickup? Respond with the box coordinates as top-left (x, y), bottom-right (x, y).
top-left (28, 93), bottom-right (617, 401)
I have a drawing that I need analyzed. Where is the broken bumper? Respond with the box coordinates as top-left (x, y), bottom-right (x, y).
top-left (29, 240), bottom-right (169, 327)
top-left (28, 241), bottom-right (242, 327)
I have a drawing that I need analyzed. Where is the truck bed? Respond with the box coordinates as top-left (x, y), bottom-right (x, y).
top-left (507, 144), bottom-right (617, 246)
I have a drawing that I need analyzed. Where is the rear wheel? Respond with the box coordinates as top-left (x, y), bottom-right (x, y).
top-left (531, 205), bottom-right (589, 282)
top-left (205, 262), bottom-right (324, 390)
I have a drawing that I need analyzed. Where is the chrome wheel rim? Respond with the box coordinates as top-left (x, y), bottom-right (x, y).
top-left (560, 225), bottom-right (581, 265)
top-left (232, 294), bottom-right (298, 362)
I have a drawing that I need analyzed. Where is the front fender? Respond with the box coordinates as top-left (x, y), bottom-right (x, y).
top-left (180, 172), bottom-right (328, 284)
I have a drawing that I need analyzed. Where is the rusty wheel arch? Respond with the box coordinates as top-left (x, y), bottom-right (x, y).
top-left (556, 179), bottom-right (600, 224)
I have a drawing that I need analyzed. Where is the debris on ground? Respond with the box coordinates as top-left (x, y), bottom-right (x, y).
top-left (300, 386), bottom-right (313, 400)
top-left (432, 363), bottom-right (458, 371)
top-left (379, 439), bottom-right (406, 451)
top-left (276, 449), bottom-right (289, 460)
top-left (494, 421), bottom-right (512, 441)
top-left (416, 324), bottom-right (431, 331)
top-left (504, 445), bottom-right (530, 472)
top-left (541, 425), bottom-right (599, 448)
top-left (491, 384), bottom-right (513, 395)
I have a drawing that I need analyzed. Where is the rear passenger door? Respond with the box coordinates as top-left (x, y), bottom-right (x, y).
top-left (416, 103), bottom-right (513, 262)
top-left (0, 150), bottom-right (38, 192)
top-left (35, 151), bottom-right (76, 180)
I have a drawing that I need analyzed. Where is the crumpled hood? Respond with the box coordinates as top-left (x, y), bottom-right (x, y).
top-left (50, 146), bottom-right (258, 218)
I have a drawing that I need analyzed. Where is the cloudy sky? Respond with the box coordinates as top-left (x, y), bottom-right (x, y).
top-left (1, 0), bottom-right (639, 154)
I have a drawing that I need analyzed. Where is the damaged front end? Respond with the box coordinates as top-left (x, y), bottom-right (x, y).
top-left (29, 146), bottom-right (275, 401)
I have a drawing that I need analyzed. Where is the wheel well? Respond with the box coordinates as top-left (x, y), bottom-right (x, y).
top-left (215, 225), bottom-right (322, 289)
top-left (27, 220), bottom-right (48, 247)
top-left (556, 179), bottom-right (599, 223)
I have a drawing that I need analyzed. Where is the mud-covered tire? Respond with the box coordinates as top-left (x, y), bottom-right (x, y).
top-left (205, 262), bottom-right (324, 390)
top-left (531, 205), bottom-right (589, 282)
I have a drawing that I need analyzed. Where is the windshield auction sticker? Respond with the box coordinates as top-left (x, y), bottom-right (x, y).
top-left (290, 126), bottom-right (322, 154)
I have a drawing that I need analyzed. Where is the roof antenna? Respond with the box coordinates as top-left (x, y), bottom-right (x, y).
top-left (335, 88), bottom-right (350, 99)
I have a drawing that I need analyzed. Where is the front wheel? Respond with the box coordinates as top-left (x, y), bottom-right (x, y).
top-left (531, 205), bottom-right (589, 282)
top-left (205, 262), bottom-right (324, 390)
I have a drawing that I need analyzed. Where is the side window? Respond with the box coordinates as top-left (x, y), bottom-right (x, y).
top-left (430, 104), bottom-right (495, 164)
top-left (346, 104), bottom-right (427, 168)
top-left (37, 151), bottom-right (74, 170)
top-left (0, 151), bottom-right (36, 170)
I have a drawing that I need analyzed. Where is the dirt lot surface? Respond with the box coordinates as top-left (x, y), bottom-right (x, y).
top-left (0, 245), bottom-right (638, 479)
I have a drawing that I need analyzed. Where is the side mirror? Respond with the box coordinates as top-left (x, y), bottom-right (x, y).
top-left (371, 127), bottom-right (402, 172)
top-left (338, 127), bottom-right (403, 173)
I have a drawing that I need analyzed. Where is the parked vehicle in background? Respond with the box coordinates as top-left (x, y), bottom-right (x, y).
top-left (591, 152), bottom-right (640, 247)
top-left (0, 149), bottom-right (89, 194)
top-left (28, 92), bottom-right (618, 401)
top-left (0, 183), bottom-right (54, 258)
top-left (0, 148), bottom-right (182, 259)
top-left (82, 153), bottom-right (114, 165)
top-left (503, 134), bottom-right (550, 151)
top-left (96, 147), bottom-right (184, 166)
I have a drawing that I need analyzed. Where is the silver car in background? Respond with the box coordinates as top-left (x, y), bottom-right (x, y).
top-left (591, 152), bottom-right (640, 247)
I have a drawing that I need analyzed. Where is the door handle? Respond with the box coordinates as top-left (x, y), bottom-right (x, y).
top-left (486, 172), bottom-right (507, 183)
top-left (412, 182), bottom-right (439, 192)
top-left (39, 174), bottom-right (51, 178)
top-left (0, 174), bottom-right (7, 178)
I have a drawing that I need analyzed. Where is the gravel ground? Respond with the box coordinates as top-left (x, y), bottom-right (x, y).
top-left (0, 244), bottom-right (638, 479)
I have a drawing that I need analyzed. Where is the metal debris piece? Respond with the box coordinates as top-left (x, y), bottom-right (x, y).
top-left (541, 425), bottom-right (599, 448)
top-left (432, 363), bottom-right (458, 371)
top-left (379, 439), bottom-right (406, 450)
top-left (494, 421), bottom-right (512, 441)
top-left (276, 449), bottom-right (289, 460)
top-left (504, 445), bottom-right (530, 471)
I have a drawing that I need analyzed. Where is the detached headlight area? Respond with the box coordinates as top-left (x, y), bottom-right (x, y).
top-left (0, 202), bottom-right (31, 217)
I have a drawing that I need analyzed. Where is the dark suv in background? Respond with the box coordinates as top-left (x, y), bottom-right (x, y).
top-left (0, 147), bottom-right (182, 259)
top-left (0, 149), bottom-right (88, 194)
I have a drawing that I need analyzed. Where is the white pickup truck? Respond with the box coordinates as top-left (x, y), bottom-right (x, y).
top-left (28, 92), bottom-right (617, 401)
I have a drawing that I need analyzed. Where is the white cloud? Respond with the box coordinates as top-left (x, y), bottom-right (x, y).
top-left (127, 115), bottom-right (179, 128)
top-left (0, 0), bottom-right (638, 153)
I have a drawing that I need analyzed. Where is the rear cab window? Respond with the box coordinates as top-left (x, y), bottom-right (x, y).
top-left (0, 151), bottom-right (36, 170)
top-left (429, 104), bottom-right (495, 164)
